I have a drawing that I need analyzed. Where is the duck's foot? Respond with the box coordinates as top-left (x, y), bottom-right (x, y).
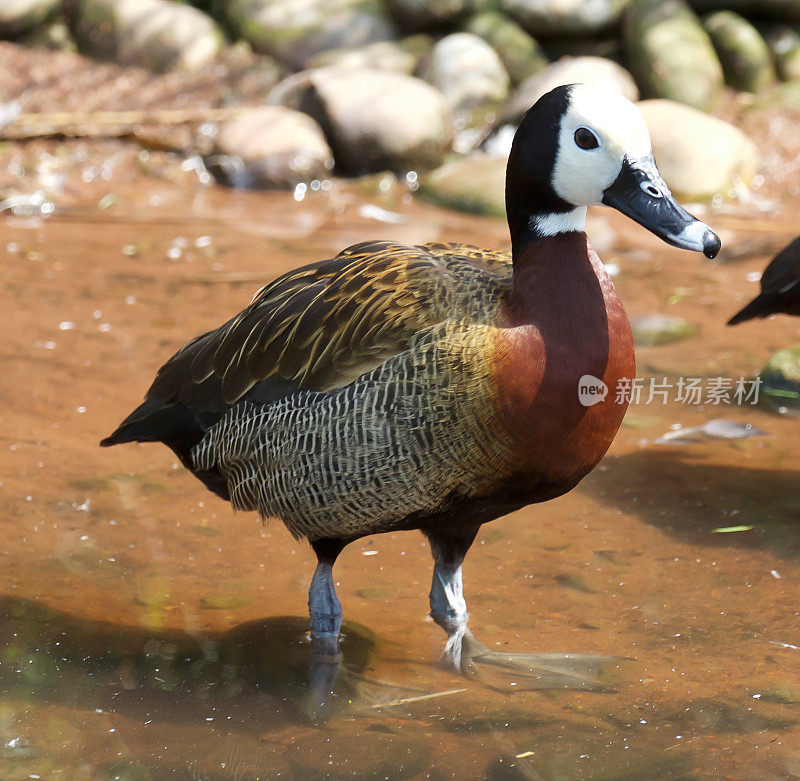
top-left (440, 625), bottom-right (622, 692)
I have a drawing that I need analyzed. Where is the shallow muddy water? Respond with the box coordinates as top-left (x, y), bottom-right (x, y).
top-left (2, 139), bottom-right (800, 780)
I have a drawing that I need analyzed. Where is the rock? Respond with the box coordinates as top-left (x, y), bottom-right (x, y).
top-left (419, 155), bottom-right (506, 216)
top-left (269, 68), bottom-right (453, 174)
top-left (762, 24), bottom-right (800, 83)
top-left (398, 32), bottom-right (435, 60)
top-left (629, 314), bottom-right (697, 346)
top-left (464, 10), bottom-right (548, 85)
top-left (386, 0), bottom-right (488, 32)
top-left (638, 99), bottom-right (758, 200)
top-left (208, 106), bottom-right (333, 189)
top-left (759, 344), bottom-right (800, 416)
top-left (0, 0), bottom-right (60, 38)
top-left (704, 11), bottom-right (774, 93)
top-left (688, 1), bottom-right (800, 23)
top-left (501, 56), bottom-right (638, 125)
top-left (76, 0), bottom-right (222, 72)
top-left (307, 40), bottom-right (416, 73)
top-left (623, 0), bottom-right (724, 111)
top-left (20, 21), bottom-right (76, 52)
top-left (500, 0), bottom-right (630, 36)
top-left (227, 0), bottom-right (396, 69)
top-left (420, 33), bottom-right (509, 117)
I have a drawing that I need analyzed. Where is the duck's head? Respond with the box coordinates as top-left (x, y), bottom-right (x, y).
top-left (506, 83), bottom-right (721, 259)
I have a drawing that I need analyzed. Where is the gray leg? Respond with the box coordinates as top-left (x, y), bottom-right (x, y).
top-left (425, 526), bottom-right (481, 673)
top-left (308, 560), bottom-right (343, 654)
top-left (307, 539), bottom-right (347, 716)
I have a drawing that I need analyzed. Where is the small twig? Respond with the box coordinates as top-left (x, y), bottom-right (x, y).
top-left (369, 688), bottom-right (467, 709)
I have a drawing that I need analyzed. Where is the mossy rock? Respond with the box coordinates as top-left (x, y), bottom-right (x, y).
top-left (500, 0), bottom-right (630, 37)
top-left (630, 313), bottom-right (697, 346)
top-left (704, 11), bottom-right (775, 93)
top-left (463, 10), bottom-right (548, 85)
top-left (228, 0), bottom-right (397, 69)
top-left (623, 0), bottom-right (724, 111)
top-left (419, 155), bottom-right (506, 216)
top-left (759, 344), bottom-right (800, 416)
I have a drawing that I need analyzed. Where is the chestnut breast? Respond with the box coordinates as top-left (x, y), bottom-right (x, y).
top-left (490, 233), bottom-right (635, 491)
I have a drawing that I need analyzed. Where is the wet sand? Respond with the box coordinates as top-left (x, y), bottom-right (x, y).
top-left (2, 140), bottom-right (800, 779)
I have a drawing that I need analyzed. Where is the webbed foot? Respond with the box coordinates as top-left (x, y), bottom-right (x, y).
top-left (440, 625), bottom-right (622, 691)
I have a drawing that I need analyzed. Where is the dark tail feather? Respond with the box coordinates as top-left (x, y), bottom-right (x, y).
top-left (727, 294), bottom-right (776, 326)
top-left (100, 398), bottom-right (176, 446)
top-left (101, 399), bottom-right (230, 501)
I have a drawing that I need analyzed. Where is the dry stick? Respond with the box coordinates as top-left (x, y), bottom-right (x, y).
top-left (369, 688), bottom-right (467, 709)
top-left (0, 106), bottom-right (252, 140)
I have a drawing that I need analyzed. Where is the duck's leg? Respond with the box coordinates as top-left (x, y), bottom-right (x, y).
top-left (425, 524), bottom-right (480, 673)
top-left (308, 538), bottom-right (345, 710)
top-left (424, 526), bottom-right (621, 691)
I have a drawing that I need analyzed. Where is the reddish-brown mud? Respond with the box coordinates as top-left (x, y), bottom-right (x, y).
top-left (2, 137), bottom-right (800, 779)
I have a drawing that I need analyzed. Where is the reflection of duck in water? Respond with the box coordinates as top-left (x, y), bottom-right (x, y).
top-left (102, 84), bottom-right (720, 688)
top-left (728, 236), bottom-right (800, 325)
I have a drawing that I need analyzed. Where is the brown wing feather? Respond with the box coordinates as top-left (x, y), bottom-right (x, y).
top-left (146, 240), bottom-right (512, 409)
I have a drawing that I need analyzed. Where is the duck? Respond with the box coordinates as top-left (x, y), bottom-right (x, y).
top-left (101, 84), bottom-right (720, 687)
top-left (728, 235), bottom-right (800, 325)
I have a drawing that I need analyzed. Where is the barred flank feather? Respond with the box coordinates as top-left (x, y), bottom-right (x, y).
top-left (192, 322), bottom-right (516, 540)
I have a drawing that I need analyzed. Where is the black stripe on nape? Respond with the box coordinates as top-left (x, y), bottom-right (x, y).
top-left (505, 84), bottom-right (576, 253)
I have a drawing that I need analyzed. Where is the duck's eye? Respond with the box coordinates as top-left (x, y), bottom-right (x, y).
top-left (574, 127), bottom-right (599, 150)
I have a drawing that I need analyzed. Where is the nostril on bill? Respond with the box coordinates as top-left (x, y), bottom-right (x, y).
top-left (639, 181), bottom-right (661, 198)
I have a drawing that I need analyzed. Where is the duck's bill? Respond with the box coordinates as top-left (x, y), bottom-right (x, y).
top-left (602, 155), bottom-right (721, 259)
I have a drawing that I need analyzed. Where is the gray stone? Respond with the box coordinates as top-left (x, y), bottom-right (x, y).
top-left (762, 24), bottom-right (800, 83)
top-left (76, 0), bottom-right (223, 72)
top-left (463, 10), bottom-right (548, 85)
top-left (704, 11), bottom-right (775, 93)
top-left (623, 0), bottom-right (724, 111)
top-left (386, 0), bottom-right (488, 32)
top-left (420, 33), bottom-right (509, 117)
top-left (759, 344), bottom-right (800, 416)
top-left (227, 0), bottom-right (396, 69)
top-left (638, 99), bottom-right (759, 200)
top-left (500, 0), bottom-right (630, 36)
top-left (501, 56), bottom-right (638, 125)
top-left (0, 0), bottom-right (60, 38)
top-left (419, 155), bottom-right (507, 216)
top-left (269, 68), bottom-right (453, 174)
top-left (630, 314), bottom-right (697, 346)
top-left (688, 1), bottom-right (800, 24)
top-left (307, 40), bottom-right (416, 73)
top-left (209, 106), bottom-right (333, 189)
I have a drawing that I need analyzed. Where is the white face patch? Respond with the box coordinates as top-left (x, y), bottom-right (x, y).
top-left (551, 84), bottom-right (652, 208)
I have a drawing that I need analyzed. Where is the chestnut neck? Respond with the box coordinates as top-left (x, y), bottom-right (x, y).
top-left (506, 231), bottom-right (601, 326)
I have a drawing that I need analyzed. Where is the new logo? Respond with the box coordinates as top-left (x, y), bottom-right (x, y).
top-left (578, 375), bottom-right (608, 406)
